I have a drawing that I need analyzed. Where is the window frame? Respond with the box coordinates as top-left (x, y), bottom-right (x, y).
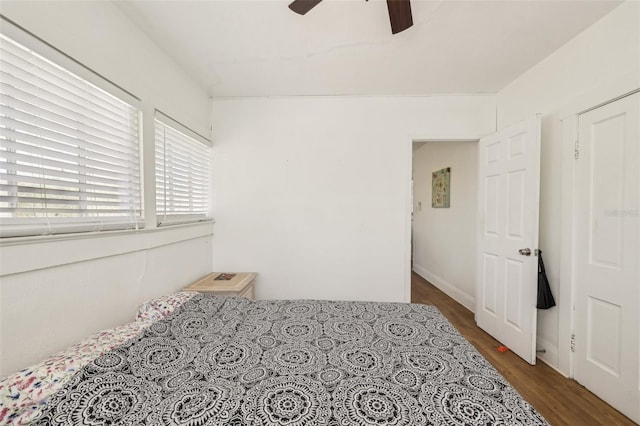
top-left (154, 110), bottom-right (212, 227)
top-left (0, 25), bottom-right (144, 238)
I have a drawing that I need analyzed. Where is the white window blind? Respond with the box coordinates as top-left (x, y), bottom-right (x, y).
top-left (0, 35), bottom-right (142, 238)
top-left (155, 115), bottom-right (211, 225)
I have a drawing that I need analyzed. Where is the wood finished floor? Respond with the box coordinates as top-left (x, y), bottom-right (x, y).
top-left (411, 271), bottom-right (636, 426)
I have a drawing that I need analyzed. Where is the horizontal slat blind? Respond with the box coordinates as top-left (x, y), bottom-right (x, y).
top-left (0, 35), bottom-right (142, 237)
top-left (155, 119), bottom-right (211, 225)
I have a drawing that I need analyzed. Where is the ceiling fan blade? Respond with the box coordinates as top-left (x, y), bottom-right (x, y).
top-left (387, 0), bottom-right (413, 34)
top-left (288, 0), bottom-right (323, 15)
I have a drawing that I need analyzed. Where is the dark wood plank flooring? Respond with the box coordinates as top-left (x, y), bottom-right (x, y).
top-left (411, 271), bottom-right (636, 426)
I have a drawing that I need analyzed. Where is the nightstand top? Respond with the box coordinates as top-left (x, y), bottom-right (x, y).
top-left (184, 272), bottom-right (257, 293)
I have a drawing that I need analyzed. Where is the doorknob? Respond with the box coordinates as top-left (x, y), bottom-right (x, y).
top-left (519, 248), bottom-right (532, 256)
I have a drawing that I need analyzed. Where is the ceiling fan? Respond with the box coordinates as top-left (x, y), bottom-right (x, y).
top-left (288, 0), bottom-right (413, 34)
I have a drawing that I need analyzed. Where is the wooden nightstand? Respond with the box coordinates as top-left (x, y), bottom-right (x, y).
top-left (183, 272), bottom-right (257, 299)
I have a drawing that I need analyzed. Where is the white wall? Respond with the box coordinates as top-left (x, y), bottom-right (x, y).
top-left (211, 95), bottom-right (495, 303)
top-left (496, 0), bottom-right (639, 372)
top-left (1, 228), bottom-right (212, 376)
top-left (412, 142), bottom-right (477, 312)
top-left (0, 1), bottom-right (213, 376)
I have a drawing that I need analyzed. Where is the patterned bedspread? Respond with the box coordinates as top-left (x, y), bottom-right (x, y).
top-left (32, 295), bottom-right (548, 425)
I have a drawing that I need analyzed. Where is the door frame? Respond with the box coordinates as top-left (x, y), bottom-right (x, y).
top-left (558, 70), bottom-right (640, 377)
top-left (405, 136), bottom-right (484, 306)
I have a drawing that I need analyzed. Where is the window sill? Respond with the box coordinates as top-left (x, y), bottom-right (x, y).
top-left (0, 221), bottom-right (214, 276)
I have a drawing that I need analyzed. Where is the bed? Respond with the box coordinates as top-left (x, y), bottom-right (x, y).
top-left (0, 292), bottom-right (548, 425)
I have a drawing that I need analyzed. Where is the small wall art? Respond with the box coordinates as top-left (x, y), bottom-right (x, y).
top-left (432, 167), bottom-right (451, 208)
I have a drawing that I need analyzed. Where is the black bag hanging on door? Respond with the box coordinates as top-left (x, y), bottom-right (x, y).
top-left (537, 250), bottom-right (556, 309)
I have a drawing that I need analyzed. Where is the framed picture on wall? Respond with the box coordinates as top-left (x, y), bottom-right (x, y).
top-left (432, 167), bottom-right (451, 208)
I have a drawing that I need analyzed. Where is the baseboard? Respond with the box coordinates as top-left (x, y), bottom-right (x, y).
top-left (413, 264), bottom-right (475, 313)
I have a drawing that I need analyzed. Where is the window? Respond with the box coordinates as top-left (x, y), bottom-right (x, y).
top-left (0, 35), bottom-right (142, 237)
top-left (155, 113), bottom-right (211, 225)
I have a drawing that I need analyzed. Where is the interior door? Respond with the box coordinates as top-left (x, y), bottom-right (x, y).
top-left (476, 116), bottom-right (541, 365)
top-left (574, 92), bottom-right (639, 423)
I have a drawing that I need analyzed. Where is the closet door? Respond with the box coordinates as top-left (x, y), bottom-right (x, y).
top-left (574, 92), bottom-right (639, 423)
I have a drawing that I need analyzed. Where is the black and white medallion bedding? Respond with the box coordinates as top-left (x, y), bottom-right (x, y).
top-left (33, 295), bottom-right (548, 425)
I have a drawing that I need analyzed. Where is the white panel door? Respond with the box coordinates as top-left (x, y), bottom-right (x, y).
top-left (574, 92), bottom-right (639, 423)
top-left (476, 116), bottom-right (541, 365)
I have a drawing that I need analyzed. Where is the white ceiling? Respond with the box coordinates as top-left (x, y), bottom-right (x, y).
top-left (116, 0), bottom-right (622, 98)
